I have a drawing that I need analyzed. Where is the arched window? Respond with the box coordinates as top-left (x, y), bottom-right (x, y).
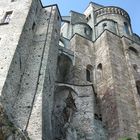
top-left (129, 47), bottom-right (138, 56)
top-left (86, 65), bottom-right (93, 82)
top-left (124, 22), bottom-right (130, 35)
top-left (97, 63), bottom-right (103, 82)
top-left (86, 69), bottom-right (91, 82)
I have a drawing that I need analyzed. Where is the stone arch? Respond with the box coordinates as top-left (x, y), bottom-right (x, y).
top-left (86, 64), bottom-right (93, 82)
top-left (95, 19), bottom-right (118, 36)
top-left (73, 22), bottom-right (92, 29)
top-left (54, 84), bottom-right (78, 96)
top-left (96, 63), bottom-right (103, 83)
top-left (96, 19), bottom-right (117, 26)
top-left (57, 53), bottom-right (73, 83)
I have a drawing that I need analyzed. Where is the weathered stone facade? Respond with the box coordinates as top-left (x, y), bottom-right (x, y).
top-left (0, 1), bottom-right (140, 140)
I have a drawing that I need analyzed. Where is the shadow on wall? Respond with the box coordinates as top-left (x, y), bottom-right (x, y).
top-left (56, 53), bottom-right (72, 83)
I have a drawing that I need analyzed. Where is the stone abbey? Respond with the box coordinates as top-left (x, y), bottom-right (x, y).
top-left (0, 0), bottom-right (140, 140)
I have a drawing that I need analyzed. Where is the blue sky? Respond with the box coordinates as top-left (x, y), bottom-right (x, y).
top-left (41, 0), bottom-right (140, 36)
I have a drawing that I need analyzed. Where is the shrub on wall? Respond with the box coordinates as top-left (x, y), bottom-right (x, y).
top-left (138, 133), bottom-right (140, 140)
top-left (118, 138), bottom-right (131, 140)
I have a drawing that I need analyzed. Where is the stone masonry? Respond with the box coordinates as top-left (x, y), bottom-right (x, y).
top-left (0, 0), bottom-right (140, 140)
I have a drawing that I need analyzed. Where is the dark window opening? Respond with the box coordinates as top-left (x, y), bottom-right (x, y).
top-left (86, 69), bottom-right (91, 82)
top-left (97, 63), bottom-right (103, 82)
top-left (137, 85), bottom-right (140, 95)
top-left (103, 23), bottom-right (107, 29)
top-left (32, 22), bottom-right (36, 31)
top-left (84, 27), bottom-right (87, 33)
top-left (97, 63), bottom-right (102, 70)
top-left (89, 14), bottom-right (91, 19)
top-left (86, 65), bottom-right (93, 82)
top-left (19, 56), bottom-right (22, 70)
top-left (124, 22), bottom-right (130, 35)
top-left (94, 113), bottom-right (102, 121)
top-left (129, 47), bottom-right (138, 56)
top-left (136, 81), bottom-right (140, 95)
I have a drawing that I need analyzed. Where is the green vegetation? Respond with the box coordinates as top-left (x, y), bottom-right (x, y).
top-left (138, 133), bottom-right (140, 140)
top-left (118, 137), bottom-right (131, 140)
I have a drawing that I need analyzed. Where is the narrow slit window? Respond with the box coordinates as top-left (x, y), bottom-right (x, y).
top-left (86, 65), bottom-right (93, 82)
top-left (136, 81), bottom-right (140, 95)
top-left (86, 69), bottom-right (91, 82)
top-left (103, 23), bottom-right (107, 30)
top-left (97, 63), bottom-right (103, 82)
top-left (32, 22), bottom-right (36, 31)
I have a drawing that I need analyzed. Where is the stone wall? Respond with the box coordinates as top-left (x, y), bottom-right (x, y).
top-left (0, 0), bottom-right (61, 139)
top-left (0, 0), bottom-right (37, 121)
top-left (69, 34), bottom-right (95, 84)
top-left (52, 83), bottom-right (94, 140)
top-left (54, 34), bottom-right (108, 139)
top-left (121, 37), bottom-right (140, 131)
top-left (107, 31), bottom-right (139, 139)
top-left (94, 30), bottom-right (140, 140)
top-left (0, 1), bottom-right (140, 140)
top-left (22, 5), bottom-right (61, 140)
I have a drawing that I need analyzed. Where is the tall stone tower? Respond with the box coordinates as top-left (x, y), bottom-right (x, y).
top-left (0, 1), bottom-right (140, 140)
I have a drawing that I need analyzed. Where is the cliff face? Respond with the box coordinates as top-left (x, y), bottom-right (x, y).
top-left (0, 104), bottom-right (29, 140)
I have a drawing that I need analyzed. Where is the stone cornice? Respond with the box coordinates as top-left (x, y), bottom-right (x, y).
top-left (95, 6), bottom-right (130, 22)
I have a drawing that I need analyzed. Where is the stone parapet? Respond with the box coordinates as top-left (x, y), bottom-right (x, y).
top-left (95, 6), bottom-right (130, 22)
